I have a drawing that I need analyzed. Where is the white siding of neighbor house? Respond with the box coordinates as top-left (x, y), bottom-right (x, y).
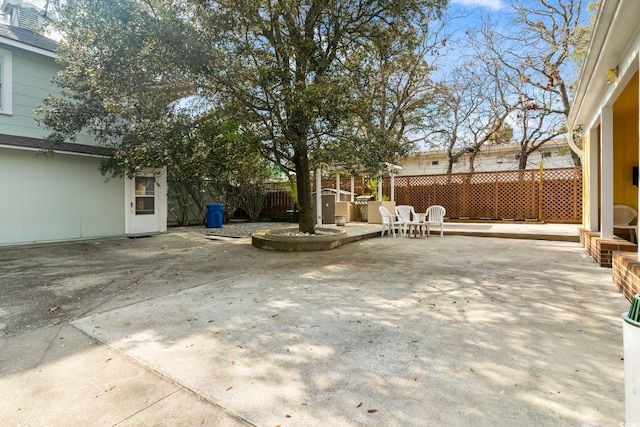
top-left (0, 147), bottom-right (125, 245)
top-left (398, 145), bottom-right (574, 176)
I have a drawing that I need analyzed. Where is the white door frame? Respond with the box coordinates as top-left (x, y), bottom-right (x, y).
top-left (124, 168), bottom-right (167, 235)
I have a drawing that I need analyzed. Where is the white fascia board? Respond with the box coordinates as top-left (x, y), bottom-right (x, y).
top-left (568, 0), bottom-right (621, 129)
top-left (0, 143), bottom-right (107, 158)
top-left (0, 37), bottom-right (56, 58)
top-left (569, 0), bottom-right (640, 131)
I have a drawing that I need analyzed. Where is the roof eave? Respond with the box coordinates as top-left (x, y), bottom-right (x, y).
top-left (568, 0), bottom-right (640, 130)
top-left (0, 35), bottom-right (56, 57)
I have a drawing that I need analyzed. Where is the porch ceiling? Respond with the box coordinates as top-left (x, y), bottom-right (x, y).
top-left (613, 72), bottom-right (639, 119)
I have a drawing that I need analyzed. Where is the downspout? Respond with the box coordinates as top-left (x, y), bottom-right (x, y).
top-left (566, 130), bottom-right (583, 160)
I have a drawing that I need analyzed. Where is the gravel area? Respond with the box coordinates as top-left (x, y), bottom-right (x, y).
top-left (170, 221), bottom-right (296, 238)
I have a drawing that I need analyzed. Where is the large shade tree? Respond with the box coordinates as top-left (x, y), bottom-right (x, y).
top-left (494, 0), bottom-right (586, 167)
top-left (427, 0), bottom-right (588, 172)
top-left (41, 0), bottom-right (448, 233)
top-left (428, 22), bottom-right (515, 174)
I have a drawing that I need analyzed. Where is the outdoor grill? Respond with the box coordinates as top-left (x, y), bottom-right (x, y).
top-left (354, 195), bottom-right (374, 222)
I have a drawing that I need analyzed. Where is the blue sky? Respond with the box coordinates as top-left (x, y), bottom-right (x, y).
top-left (451, 0), bottom-right (505, 9)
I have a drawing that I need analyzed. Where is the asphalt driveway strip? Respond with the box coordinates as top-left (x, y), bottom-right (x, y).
top-left (0, 229), bottom-right (630, 426)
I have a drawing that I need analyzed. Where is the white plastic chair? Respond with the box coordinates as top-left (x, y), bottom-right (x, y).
top-left (614, 204), bottom-right (638, 243)
top-left (395, 205), bottom-right (422, 237)
top-left (379, 206), bottom-right (405, 238)
top-left (424, 205), bottom-right (446, 237)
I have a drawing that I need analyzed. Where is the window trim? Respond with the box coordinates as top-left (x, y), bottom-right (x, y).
top-left (0, 48), bottom-right (13, 115)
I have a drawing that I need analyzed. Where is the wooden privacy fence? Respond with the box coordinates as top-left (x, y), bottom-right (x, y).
top-left (390, 167), bottom-right (582, 222)
top-left (261, 167), bottom-right (582, 223)
top-left (262, 186), bottom-right (295, 220)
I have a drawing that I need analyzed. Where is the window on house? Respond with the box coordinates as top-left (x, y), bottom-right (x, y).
top-left (431, 160), bottom-right (439, 165)
top-left (542, 152), bottom-right (552, 158)
top-left (0, 48), bottom-right (12, 115)
top-left (135, 176), bottom-right (156, 215)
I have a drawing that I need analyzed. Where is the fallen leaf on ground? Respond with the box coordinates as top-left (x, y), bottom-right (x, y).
top-left (285, 414), bottom-right (291, 418)
top-left (356, 402), bottom-right (362, 408)
top-left (367, 409), bottom-right (377, 413)
top-left (226, 386), bottom-right (233, 391)
top-left (48, 306), bottom-right (60, 313)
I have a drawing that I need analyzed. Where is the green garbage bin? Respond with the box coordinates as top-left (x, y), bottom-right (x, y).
top-left (622, 294), bottom-right (640, 423)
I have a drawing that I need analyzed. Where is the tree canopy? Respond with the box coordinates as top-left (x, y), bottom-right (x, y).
top-left (42, 0), bottom-right (448, 232)
top-left (427, 0), bottom-right (589, 172)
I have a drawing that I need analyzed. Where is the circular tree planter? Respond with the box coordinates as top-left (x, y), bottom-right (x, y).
top-left (252, 227), bottom-right (347, 251)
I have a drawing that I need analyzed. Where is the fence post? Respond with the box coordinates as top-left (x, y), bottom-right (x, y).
top-left (538, 162), bottom-right (544, 221)
top-left (494, 171), bottom-right (499, 218)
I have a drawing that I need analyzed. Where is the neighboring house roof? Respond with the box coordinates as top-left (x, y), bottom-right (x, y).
top-left (0, 22), bottom-right (57, 54)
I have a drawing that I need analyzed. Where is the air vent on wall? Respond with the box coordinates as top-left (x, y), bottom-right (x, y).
top-left (18, 8), bottom-right (39, 31)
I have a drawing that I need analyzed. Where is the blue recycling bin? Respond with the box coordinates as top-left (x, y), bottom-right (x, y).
top-left (206, 203), bottom-right (223, 228)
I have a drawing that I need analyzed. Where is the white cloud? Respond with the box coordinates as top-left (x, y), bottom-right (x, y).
top-left (451, 0), bottom-right (505, 10)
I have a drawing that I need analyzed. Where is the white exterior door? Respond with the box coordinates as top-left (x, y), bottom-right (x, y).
top-left (125, 169), bottom-right (167, 235)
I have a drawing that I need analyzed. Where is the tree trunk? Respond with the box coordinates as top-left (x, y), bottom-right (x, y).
top-left (518, 152), bottom-right (528, 170)
top-left (294, 149), bottom-right (315, 234)
top-left (468, 151), bottom-right (477, 173)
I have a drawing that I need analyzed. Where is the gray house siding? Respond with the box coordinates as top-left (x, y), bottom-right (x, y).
top-left (0, 25), bottom-right (131, 246)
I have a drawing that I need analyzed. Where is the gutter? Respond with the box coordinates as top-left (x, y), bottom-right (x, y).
top-left (566, 0), bottom-right (622, 159)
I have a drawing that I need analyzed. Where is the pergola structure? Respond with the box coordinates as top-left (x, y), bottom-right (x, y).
top-left (313, 163), bottom-right (402, 227)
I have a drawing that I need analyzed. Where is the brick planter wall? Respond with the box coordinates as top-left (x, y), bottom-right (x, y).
top-left (613, 252), bottom-right (640, 302)
top-left (578, 228), bottom-right (640, 303)
top-left (578, 228), bottom-right (637, 268)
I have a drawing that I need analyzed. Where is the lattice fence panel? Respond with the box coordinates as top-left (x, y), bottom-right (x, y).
top-left (541, 167), bottom-right (582, 222)
top-left (261, 167), bottom-right (582, 222)
top-left (407, 176), bottom-right (432, 212)
top-left (262, 189), bottom-right (294, 219)
top-left (319, 178), bottom-right (366, 195)
top-left (465, 172), bottom-right (496, 219)
top-left (320, 179), bottom-right (336, 190)
top-left (495, 170), bottom-right (538, 220)
top-left (434, 174), bottom-right (465, 218)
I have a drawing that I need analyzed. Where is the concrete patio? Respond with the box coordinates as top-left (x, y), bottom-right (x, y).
top-left (0, 224), bottom-right (629, 426)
